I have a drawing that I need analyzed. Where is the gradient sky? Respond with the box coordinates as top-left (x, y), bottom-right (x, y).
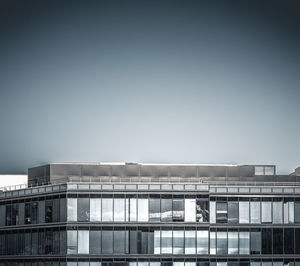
top-left (0, 0), bottom-right (299, 175)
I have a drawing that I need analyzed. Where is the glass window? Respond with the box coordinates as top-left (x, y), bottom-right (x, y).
top-left (239, 201), bottom-right (249, 224)
top-left (102, 198), bottom-right (113, 222)
top-left (295, 202), bottom-right (300, 223)
top-left (161, 231), bottom-right (172, 254)
top-left (228, 201), bottom-right (238, 224)
top-left (250, 231), bottom-right (261, 254)
top-left (228, 232), bottom-right (238, 254)
top-left (197, 230), bottom-right (208, 254)
top-left (173, 198), bottom-right (184, 222)
top-left (185, 199), bottom-right (196, 222)
top-left (25, 202), bottom-right (38, 224)
top-left (265, 166), bottom-right (275, 175)
top-left (45, 200), bottom-right (53, 223)
top-left (67, 199), bottom-right (77, 222)
top-left (210, 231), bottom-right (216, 254)
top-left (210, 201), bottom-right (216, 223)
top-left (67, 231), bottom-right (77, 254)
top-left (78, 230), bottom-right (89, 254)
top-left (284, 228), bottom-right (294, 254)
top-left (239, 231), bottom-right (249, 255)
top-left (114, 230), bottom-right (125, 254)
top-left (138, 198), bottom-right (149, 222)
top-left (185, 231), bottom-right (196, 254)
top-left (102, 231), bottom-right (113, 254)
top-left (196, 198), bottom-right (209, 222)
top-left (161, 198), bottom-right (172, 222)
top-left (173, 230), bottom-right (184, 254)
top-left (262, 228), bottom-right (272, 254)
top-left (130, 198), bottom-right (137, 222)
top-left (114, 198), bottom-right (125, 222)
top-left (273, 201), bottom-right (283, 224)
top-left (90, 198), bottom-right (101, 221)
top-left (284, 200), bottom-right (293, 224)
top-left (89, 230), bottom-right (101, 254)
top-left (289, 201), bottom-right (295, 223)
top-left (78, 198), bottom-right (90, 222)
top-left (154, 230), bottom-right (160, 254)
top-left (217, 231), bottom-right (227, 255)
top-left (273, 228), bottom-right (283, 254)
top-left (0, 205), bottom-right (5, 226)
top-left (261, 202), bottom-right (272, 223)
top-left (250, 201), bottom-right (260, 224)
top-left (216, 202), bottom-right (227, 223)
top-left (149, 198), bottom-right (160, 222)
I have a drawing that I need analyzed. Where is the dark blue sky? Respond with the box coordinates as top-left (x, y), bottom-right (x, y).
top-left (0, 0), bottom-right (299, 174)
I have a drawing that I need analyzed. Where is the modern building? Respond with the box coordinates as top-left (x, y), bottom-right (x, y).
top-left (1, 163), bottom-right (300, 266)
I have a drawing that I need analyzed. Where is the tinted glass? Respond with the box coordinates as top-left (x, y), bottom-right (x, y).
top-left (149, 198), bottom-right (160, 222)
top-left (228, 202), bottom-right (238, 224)
top-left (273, 201), bottom-right (283, 224)
top-left (196, 199), bottom-right (209, 222)
top-left (197, 230), bottom-right (208, 254)
top-left (216, 202), bottom-right (227, 223)
top-left (173, 230), bottom-right (184, 254)
top-left (217, 231), bottom-right (227, 254)
top-left (185, 231), bottom-right (196, 254)
top-left (89, 230), bottom-right (101, 254)
top-left (250, 231), bottom-right (261, 254)
top-left (239, 202), bottom-right (249, 224)
top-left (77, 198), bottom-right (90, 222)
top-left (228, 232), bottom-right (238, 254)
top-left (102, 231), bottom-right (113, 254)
top-left (67, 199), bottom-right (77, 222)
top-left (173, 199), bottom-right (184, 222)
top-left (262, 202), bottom-right (272, 223)
top-left (78, 230), bottom-right (89, 254)
top-left (161, 199), bottom-right (172, 222)
top-left (239, 231), bottom-right (250, 254)
top-left (67, 231), bottom-right (77, 254)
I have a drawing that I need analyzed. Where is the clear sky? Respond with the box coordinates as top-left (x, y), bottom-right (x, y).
top-left (0, 0), bottom-right (299, 175)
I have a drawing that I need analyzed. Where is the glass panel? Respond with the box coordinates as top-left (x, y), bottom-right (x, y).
top-left (154, 230), bottom-right (160, 254)
top-left (185, 231), bottom-right (196, 254)
top-left (273, 201), bottom-right (283, 224)
top-left (228, 202), bottom-right (238, 224)
top-left (67, 199), bottom-right (77, 221)
top-left (239, 202), bottom-right (249, 224)
top-left (262, 202), bottom-right (272, 223)
top-left (67, 231), bottom-right (77, 254)
top-left (138, 199), bottom-right (149, 222)
top-left (250, 201), bottom-right (261, 224)
top-left (216, 202), bottom-right (227, 223)
top-left (217, 231), bottom-right (227, 255)
top-left (114, 198), bottom-right (125, 222)
top-left (197, 230), bottom-right (208, 254)
top-left (295, 202), bottom-right (300, 223)
top-left (102, 231), bottom-right (113, 254)
top-left (239, 231), bottom-right (249, 254)
top-left (161, 231), bottom-right (172, 254)
top-left (173, 198), bottom-right (184, 222)
top-left (210, 231), bottom-right (216, 254)
top-left (273, 228), bottom-right (283, 254)
top-left (149, 198), bottom-right (160, 222)
top-left (262, 228), bottom-right (272, 254)
top-left (114, 230), bottom-right (125, 254)
top-left (130, 198), bottom-right (137, 222)
top-left (78, 230), bottom-right (89, 254)
top-left (78, 198), bottom-right (90, 222)
top-left (90, 199), bottom-right (101, 221)
top-left (228, 232), bottom-right (238, 254)
top-left (89, 230), bottom-right (101, 254)
top-left (173, 230), bottom-right (184, 254)
top-left (185, 199), bottom-right (196, 222)
top-left (284, 228), bottom-right (294, 254)
top-left (196, 199), bottom-right (209, 222)
top-left (161, 199), bottom-right (172, 222)
top-left (210, 202), bottom-right (216, 223)
top-left (102, 198), bottom-right (113, 222)
top-left (289, 202), bottom-right (294, 223)
top-left (250, 231), bottom-right (261, 254)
